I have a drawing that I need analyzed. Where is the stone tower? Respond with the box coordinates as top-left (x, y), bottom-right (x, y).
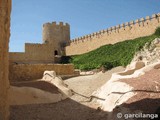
top-left (42, 22), bottom-right (70, 56)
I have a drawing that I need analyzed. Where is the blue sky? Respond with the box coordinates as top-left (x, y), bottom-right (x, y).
top-left (10, 0), bottom-right (160, 52)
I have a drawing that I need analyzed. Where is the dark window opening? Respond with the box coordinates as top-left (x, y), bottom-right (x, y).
top-left (44, 40), bottom-right (48, 44)
top-left (54, 50), bottom-right (58, 55)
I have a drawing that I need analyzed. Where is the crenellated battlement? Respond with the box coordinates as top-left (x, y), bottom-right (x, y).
top-left (65, 13), bottom-right (160, 55)
top-left (43, 21), bottom-right (70, 28)
top-left (69, 13), bottom-right (160, 44)
top-left (9, 13), bottom-right (160, 61)
top-left (25, 43), bottom-right (44, 46)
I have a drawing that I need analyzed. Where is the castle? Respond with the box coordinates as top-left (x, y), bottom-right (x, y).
top-left (9, 13), bottom-right (160, 63)
top-left (10, 22), bottom-right (70, 63)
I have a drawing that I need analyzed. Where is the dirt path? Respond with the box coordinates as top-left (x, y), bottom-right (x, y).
top-left (10, 67), bottom-right (124, 120)
top-left (65, 66), bottom-right (124, 102)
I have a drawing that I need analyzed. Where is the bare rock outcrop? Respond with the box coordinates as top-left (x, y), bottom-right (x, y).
top-left (108, 67), bottom-right (160, 120)
top-left (132, 38), bottom-right (160, 65)
top-left (93, 38), bottom-right (160, 119)
top-left (9, 71), bottom-right (73, 105)
top-left (0, 0), bottom-right (11, 119)
top-left (42, 71), bottom-right (73, 96)
top-left (93, 61), bottom-right (160, 120)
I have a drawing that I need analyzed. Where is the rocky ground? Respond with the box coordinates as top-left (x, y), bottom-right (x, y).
top-left (120, 68), bottom-right (160, 114)
top-left (9, 60), bottom-right (160, 120)
top-left (108, 68), bottom-right (160, 120)
top-left (9, 67), bottom-right (124, 120)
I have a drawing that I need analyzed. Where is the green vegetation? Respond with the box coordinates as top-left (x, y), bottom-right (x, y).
top-left (61, 27), bottom-right (160, 70)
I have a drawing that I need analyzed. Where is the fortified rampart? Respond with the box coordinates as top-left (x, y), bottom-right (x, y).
top-left (9, 22), bottom-right (70, 63)
top-left (10, 13), bottom-right (160, 61)
top-left (9, 22), bottom-right (75, 82)
top-left (65, 13), bottom-right (160, 55)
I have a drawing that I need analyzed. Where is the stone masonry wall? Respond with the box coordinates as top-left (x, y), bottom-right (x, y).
top-left (9, 64), bottom-right (75, 82)
top-left (42, 22), bottom-right (70, 46)
top-left (40, 22), bottom-right (71, 56)
top-left (9, 43), bottom-right (55, 63)
top-left (65, 13), bottom-right (160, 55)
top-left (0, 0), bottom-right (11, 119)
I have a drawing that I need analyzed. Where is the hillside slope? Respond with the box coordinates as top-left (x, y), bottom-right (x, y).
top-left (62, 28), bottom-right (160, 70)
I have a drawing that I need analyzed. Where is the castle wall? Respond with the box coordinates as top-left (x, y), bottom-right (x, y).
top-left (9, 43), bottom-right (55, 63)
top-left (9, 64), bottom-right (75, 82)
top-left (9, 22), bottom-right (70, 63)
top-left (9, 52), bottom-right (26, 62)
top-left (0, 0), bottom-right (11, 119)
top-left (65, 13), bottom-right (160, 55)
top-left (25, 43), bottom-right (55, 62)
